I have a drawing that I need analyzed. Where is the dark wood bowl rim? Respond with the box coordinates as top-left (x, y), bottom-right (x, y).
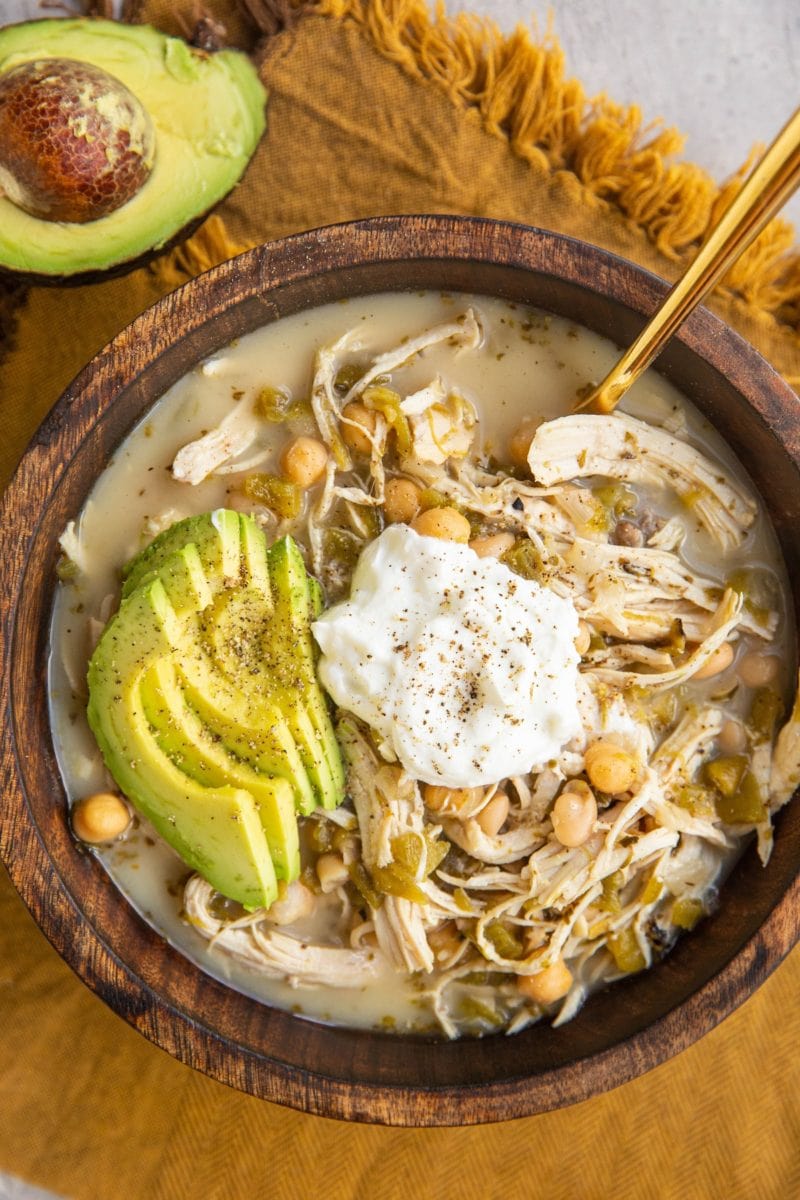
top-left (2, 215), bottom-right (799, 1126)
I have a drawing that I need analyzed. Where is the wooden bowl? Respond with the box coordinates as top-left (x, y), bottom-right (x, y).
top-left (2, 216), bottom-right (799, 1126)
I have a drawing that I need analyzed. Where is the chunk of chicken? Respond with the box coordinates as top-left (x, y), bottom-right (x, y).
top-left (309, 310), bottom-right (484, 474)
top-left (310, 329), bottom-right (357, 470)
top-left (172, 399), bottom-right (261, 485)
top-left (528, 413), bottom-right (757, 550)
top-left (560, 537), bottom-right (773, 641)
top-left (586, 589), bottom-right (743, 691)
top-left (183, 876), bottom-right (381, 987)
top-left (770, 675), bottom-right (800, 810)
top-left (340, 721), bottom-right (450, 973)
top-left (340, 309), bottom-right (483, 407)
top-left (400, 377), bottom-right (477, 465)
top-left (442, 818), bottom-right (545, 865)
top-left (58, 518), bottom-right (90, 576)
top-left (651, 706), bottom-right (724, 786)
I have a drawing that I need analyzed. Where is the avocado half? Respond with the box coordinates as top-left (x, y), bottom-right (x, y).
top-left (0, 19), bottom-right (266, 283)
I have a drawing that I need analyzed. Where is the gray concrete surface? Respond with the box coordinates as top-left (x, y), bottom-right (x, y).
top-left (454, 0), bottom-right (800, 225)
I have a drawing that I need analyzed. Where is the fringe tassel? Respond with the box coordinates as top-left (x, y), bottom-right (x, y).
top-left (315, 0), bottom-right (800, 335)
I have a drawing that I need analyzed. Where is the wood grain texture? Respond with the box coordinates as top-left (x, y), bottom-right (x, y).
top-left (1, 215), bottom-right (799, 1126)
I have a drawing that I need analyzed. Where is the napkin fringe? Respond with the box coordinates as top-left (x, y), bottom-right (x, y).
top-left (312, 0), bottom-right (800, 335)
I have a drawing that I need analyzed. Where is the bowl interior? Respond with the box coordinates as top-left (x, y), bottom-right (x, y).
top-left (3, 216), bottom-right (800, 1125)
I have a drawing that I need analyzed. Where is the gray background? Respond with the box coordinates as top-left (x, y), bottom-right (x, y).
top-left (1, 1), bottom-right (798, 1197)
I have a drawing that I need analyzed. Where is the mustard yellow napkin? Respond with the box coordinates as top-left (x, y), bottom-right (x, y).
top-left (2, 4), bottom-right (799, 1197)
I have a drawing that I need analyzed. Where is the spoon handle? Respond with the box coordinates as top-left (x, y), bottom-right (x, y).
top-left (582, 106), bottom-right (800, 414)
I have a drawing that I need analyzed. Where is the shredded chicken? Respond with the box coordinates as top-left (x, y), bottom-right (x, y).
top-left (443, 817), bottom-right (546, 865)
top-left (400, 377), bottom-right (477, 465)
top-left (564, 538), bottom-right (774, 641)
top-left (528, 412), bottom-right (758, 550)
top-left (339, 721), bottom-right (452, 973)
top-left (341, 308), bottom-right (483, 407)
top-left (587, 589), bottom-right (744, 690)
top-left (651, 707), bottom-right (724, 786)
top-left (172, 399), bottom-right (261, 485)
top-left (158, 304), bottom-right (797, 1040)
top-left (58, 515), bottom-right (90, 576)
top-left (770, 675), bottom-right (800, 809)
top-left (310, 329), bottom-right (358, 471)
top-left (183, 876), bottom-right (381, 987)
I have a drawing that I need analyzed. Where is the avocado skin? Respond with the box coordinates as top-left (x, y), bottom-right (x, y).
top-left (0, 19), bottom-right (266, 284)
top-left (87, 510), bottom-right (344, 906)
top-left (0, 209), bottom-right (210, 288)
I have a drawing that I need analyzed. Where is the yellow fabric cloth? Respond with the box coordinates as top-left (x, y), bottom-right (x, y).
top-left (2, 4), bottom-right (799, 1196)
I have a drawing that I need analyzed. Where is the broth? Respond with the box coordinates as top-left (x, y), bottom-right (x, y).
top-left (50, 291), bottom-right (797, 1036)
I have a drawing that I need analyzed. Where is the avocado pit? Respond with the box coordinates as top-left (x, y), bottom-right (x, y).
top-left (0, 57), bottom-right (155, 224)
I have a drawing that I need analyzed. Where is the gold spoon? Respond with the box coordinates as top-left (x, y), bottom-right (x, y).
top-left (578, 106), bottom-right (800, 414)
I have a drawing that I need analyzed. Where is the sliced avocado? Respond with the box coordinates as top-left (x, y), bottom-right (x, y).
top-left (87, 579), bottom-right (278, 908)
top-left (267, 537), bottom-right (347, 808)
top-left (175, 658), bottom-right (318, 815)
top-left (181, 535), bottom-right (343, 811)
top-left (308, 576), bottom-right (325, 620)
top-left (240, 512), bottom-right (272, 595)
top-left (197, 592), bottom-right (338, 813)
top-left (143, 541), bottom-right (212, 617)
top-left (120, 515), bottom-right (317, 815)
top-left (87, 510), bottom-right (345, 903)
top-left (124, 511), bottom-right (320, 813)
top-left (0, 19), bottom-right (266, 283)
top-left (138, 515), bottom-right (343, 812)
top-left (141, 659), bottom-right (300, 881)
top-left (122, 509), bottom-right (241, 600)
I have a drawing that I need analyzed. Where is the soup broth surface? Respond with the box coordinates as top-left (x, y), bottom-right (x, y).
top-left (50, 291), bottom-right (796, 1035)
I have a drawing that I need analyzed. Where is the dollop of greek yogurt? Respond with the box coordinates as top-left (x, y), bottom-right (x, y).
top-left (312, 525), bottom-right (581, 787)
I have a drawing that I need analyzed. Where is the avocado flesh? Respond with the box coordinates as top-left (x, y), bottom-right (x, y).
top-left (0, 19), bottom-right (266, 280)
top-left (122, 508), bottom-right (242, 601)
top-left (308, 575), bottom-right (324, 620)
top-left (87, 510), bottom-right (344, 903)
top-left (175, 655), bottom-right (318, 816)
top-left (113, 511), bottom-right (312, 814)
top-left (141, 659), bottom-right (300, 881)
top-left (123, 512), bottom-right (320, 811)
top-left (87, 580), bottom-right (279, 908)
top-left (198, 584), bottom-right (341, 813)
top-left (267, 537), bottom-right (347, 805)
top-left (127, 512), bottom-right (342, 812)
